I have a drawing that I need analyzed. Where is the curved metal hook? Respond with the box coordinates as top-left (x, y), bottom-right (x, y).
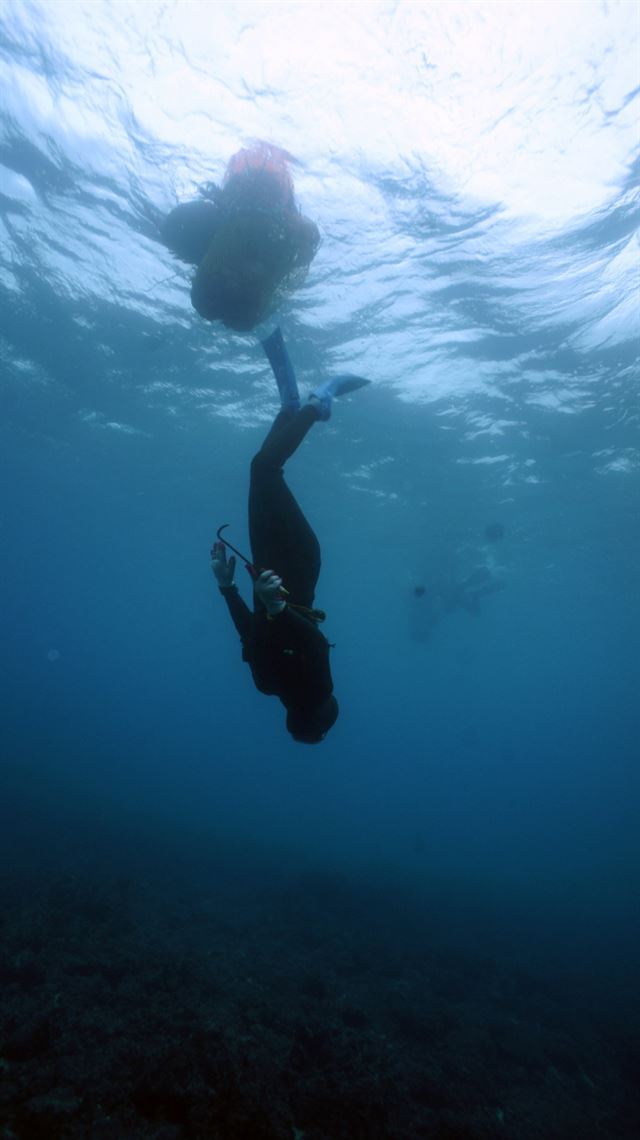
top-left (215, 524), bottom-right (259, 579)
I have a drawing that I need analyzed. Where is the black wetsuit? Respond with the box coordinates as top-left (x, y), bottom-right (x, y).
top-left (219, 406), bottom-right (334, 720)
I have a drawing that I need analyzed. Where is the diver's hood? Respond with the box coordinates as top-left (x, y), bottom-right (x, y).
top-left (286, 696), bottom-right (339, 744)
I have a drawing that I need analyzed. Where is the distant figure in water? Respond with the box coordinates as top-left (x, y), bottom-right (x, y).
top-left (162, 142), bottom-right (320, 332)
top-left (211, 328), bottom-right (369, 743)
top-left (410, 566), bottom-right (505, 643)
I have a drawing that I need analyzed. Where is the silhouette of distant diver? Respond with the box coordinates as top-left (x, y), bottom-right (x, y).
top-left (410, 533), bottom-right (506, 643)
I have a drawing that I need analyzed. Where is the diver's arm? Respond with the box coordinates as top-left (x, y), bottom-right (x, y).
top-left (211, 541), bottom-right (252, 643)
top-left (261, 602), bottom-right (328, 656)
top-left (253, 571), bottom-right (330, 652)
top-left (219, 584), bottom-right (254, 643)
top-left (253, 570), bottom-right (287, 616)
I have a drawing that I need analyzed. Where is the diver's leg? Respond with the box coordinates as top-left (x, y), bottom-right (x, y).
top-left (249, 406), bottom-right (321, 609)
top-left (257, 403), bottom-right (319, 468)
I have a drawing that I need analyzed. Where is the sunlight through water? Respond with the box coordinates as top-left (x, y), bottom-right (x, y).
top-left (1, 0), bottom-right (638, 470)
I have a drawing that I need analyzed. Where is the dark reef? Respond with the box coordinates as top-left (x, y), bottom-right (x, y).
top-left (0, 841), bottom-right (638, 1139)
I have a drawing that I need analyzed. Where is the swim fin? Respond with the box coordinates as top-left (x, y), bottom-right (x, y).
top-left (310, 374), bottom-right (371, 421)
top-left (261, 326), bottom-right (300, 412)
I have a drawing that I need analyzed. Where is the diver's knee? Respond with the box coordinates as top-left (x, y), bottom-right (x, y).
top-left (251, 452), bottom-right (284, 485)
top-left (250, 451), bottom-right (270, 476)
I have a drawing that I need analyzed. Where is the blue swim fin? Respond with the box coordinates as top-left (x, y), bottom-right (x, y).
top-left (261, 327), bottom-right (300, 412)
top-left (310, 374), bottom-right (371, 421)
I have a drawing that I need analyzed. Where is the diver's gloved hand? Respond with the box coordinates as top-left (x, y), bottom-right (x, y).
top-left (211, 541), bottom-right (236, 588)
top-left (254, 570), bottom-right (287, 616)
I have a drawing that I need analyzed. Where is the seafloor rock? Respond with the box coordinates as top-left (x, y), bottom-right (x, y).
top-left (0, 857), bottom-right (638, 1139)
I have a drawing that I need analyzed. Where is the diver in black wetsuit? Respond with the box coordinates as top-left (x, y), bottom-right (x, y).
top-left (211, 328), bottom-right (369, 744)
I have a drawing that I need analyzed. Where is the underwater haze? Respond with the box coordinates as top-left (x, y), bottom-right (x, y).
top-left (1, 2), bottom-right (639, 1137)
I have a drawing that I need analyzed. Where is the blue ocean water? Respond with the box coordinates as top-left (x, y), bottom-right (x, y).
top-left (1, 3), bottom-right (639, 1137)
